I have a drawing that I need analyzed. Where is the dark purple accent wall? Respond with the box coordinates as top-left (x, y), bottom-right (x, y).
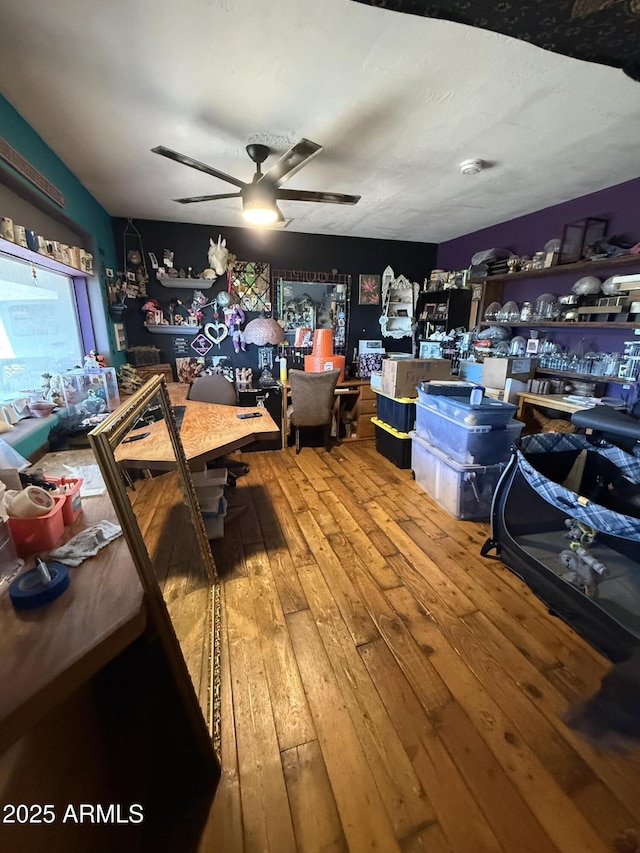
top-left (437, 176), bottom-right (640, 400)
top-left (437, 176), bottom-right (640, 270)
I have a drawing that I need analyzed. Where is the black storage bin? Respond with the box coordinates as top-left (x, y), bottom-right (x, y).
top-left (372, 417), bottom-right (412, 469)
top-left (374, 391), bottom-right (416, 434)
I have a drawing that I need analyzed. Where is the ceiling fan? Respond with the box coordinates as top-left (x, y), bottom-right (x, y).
top-left (152, 138), bottom-right (361, 225)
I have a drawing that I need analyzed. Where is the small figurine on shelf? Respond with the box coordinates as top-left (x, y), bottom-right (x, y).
top-left (141, 298), bottom-right (165, 325)
top-left (170, 298), bottom-right (190, 325)
top-left (189, 290), bottom-right (207, 325)
top-left (235, 367), bottom-right (253, 390)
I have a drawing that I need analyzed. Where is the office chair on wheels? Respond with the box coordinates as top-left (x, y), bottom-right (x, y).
top-left (187, 374), bottom-right (249, 483)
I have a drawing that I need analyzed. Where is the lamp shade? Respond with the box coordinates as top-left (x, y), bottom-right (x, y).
top-left (243, 318), bottom-right (285, 347)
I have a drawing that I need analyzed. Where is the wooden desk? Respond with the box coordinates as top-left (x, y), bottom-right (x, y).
top-left (281, 377), bottom-right (375, 444)
top-left (0, 449), bottom-right (219, 849)
top-left (0, 486), bottom-right (145, 753)
top-left (117, 383), bottom-right (279, 470)
top-left (516, 392), bottom-right (593, 432)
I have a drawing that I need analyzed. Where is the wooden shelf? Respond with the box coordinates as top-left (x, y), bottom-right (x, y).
top-left (535, 367), bottom-right (630, 386)
top-left (156, 274), bottom-right (213, 289)
top-left (144, 324), bottom-right (201, 335)
top-left (0, 236), bottom-right (91, 277)
top-left (484, 320), bottom-right (639, 329)
top-left (470, 253), bottom-right (640, 285)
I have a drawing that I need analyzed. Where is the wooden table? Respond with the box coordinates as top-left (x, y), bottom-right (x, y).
top-left (0, 486), bottom-right (145, 754)
top-left (0, 449), bottom-right (220, 848)
top-left (117, 383), bottom-right (279, 471)
top-left (516, 391), bottom-right (593, 432)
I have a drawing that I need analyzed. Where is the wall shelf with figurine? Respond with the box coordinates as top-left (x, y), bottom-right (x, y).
top-left (483, 320), bottom-right (636, 329)
top-left (144, 324), bottom-right (201, 335)
top-left (0, 236), bottom-right (93, 278)
top-left (469, 252), bottom-right (640, 286)
top-left (155, 274), bottom-right (215, 289)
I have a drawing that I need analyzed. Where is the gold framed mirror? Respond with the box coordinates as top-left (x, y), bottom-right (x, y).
top-left (88, 375), bottom-right (220, 753)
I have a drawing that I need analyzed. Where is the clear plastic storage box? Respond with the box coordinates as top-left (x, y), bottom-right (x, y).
top-left (410, 431), bottom-right (505, 520)
top-left (415, 401), bottom-right (523, 465)
top-left (53, 368), bottom-right (120, 415)
top-left (415, 394), bottom-right (517, 426)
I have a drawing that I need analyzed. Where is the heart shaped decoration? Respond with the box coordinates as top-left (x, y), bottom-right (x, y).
top-left (204, 321), bottom-right (229, 347)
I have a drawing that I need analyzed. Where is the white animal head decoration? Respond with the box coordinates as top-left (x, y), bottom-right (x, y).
top-left (208, 235), bottom-right (229, 277)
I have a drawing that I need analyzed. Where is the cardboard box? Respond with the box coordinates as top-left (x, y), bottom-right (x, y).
top-left (381, 358), bottom-right (452, 399)
top-left (460, 357), bottom-right (536, 390)
top-left (482, 357), bottom-right (536, 389)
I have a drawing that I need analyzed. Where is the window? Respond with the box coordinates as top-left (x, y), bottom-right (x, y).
top-left (0, 254), bottom-right (84, 401)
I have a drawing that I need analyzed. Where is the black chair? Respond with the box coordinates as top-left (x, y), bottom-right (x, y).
top-left (187, 374), bottom-right (238, 406)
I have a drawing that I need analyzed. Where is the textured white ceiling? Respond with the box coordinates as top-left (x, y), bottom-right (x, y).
top-left (1, 0), bottom-right (639, 243)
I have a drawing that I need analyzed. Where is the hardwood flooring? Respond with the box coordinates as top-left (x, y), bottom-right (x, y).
top-left (198, 440), bottom-right (640, 853)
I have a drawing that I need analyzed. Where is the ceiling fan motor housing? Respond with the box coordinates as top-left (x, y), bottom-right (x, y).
top-left (246, 143), bottom-right (270, 166)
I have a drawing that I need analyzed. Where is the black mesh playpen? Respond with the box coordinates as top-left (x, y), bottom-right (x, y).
top-left (482, 417), bottom-right (640, 662)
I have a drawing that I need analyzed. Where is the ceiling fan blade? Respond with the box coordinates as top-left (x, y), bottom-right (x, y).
top-left (173, 192), bottom-right (242, 204)
top-left (152, 146), bottom-right (246, 189)
top-left (259, 138), bottom-right (323, 187)
top-left (277, 189), bottom-right (361, 205)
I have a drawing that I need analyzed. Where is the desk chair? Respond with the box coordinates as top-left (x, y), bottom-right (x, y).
top-left (289, 369), bottom-right (341, 454)
top-left (187, 374), bottom-right (238, 406)
top-left (187, 374), bottom-right (248, 482)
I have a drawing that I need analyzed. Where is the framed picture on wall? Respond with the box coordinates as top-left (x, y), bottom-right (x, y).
top-left (358, 274), bottom-right (381, 305)
top-left (419, 341), bottom-right (442, 359)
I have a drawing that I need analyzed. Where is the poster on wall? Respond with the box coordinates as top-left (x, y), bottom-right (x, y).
top-left (176, 357), bottom-right (205, 383)
top-left (359, 274), bottom-right (381, 305)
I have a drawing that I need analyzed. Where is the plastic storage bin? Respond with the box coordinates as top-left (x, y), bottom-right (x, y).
top-left (374, 391), bottom-right (416, 434)
top-left (372, 417), bottom-right (412, 469)
top-left (45, 477), bottom-right (83, 524)
top-left (52, 368), bottom-right (120, 415)
top-left (202, 495), bottom-right (228, 540)
top-left (415, 401), bottom-right (524, 465)
top-left (8, 496), bottom-right (66, 557)
top-left (410, 431), bottom-right (505, 520)
top-left (416, 394), bottom-right (517, 426)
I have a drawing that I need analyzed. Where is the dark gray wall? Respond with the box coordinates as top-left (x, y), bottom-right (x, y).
top-left (112, 217), bottom-right (438, 377)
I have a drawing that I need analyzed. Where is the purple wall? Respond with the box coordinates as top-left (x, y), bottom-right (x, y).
top-left (437, 176), bottom-right (640, 270)
top-left (437, 176), bottom-right (640, 399)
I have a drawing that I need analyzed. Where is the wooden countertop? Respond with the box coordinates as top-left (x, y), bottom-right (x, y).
top-left (116, 382), bottom-right (279, 471)
top-left (0, 472), bottom-right (146, 753)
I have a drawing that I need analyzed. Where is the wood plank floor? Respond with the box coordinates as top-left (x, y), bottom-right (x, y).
top-left (199, 440), bottom-right (640, 853)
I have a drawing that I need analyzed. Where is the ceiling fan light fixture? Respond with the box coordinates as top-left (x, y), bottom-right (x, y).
top-left (242, 201), bottom-right (279, 226)
top-left (241, 181), bottom-right (279, 226)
